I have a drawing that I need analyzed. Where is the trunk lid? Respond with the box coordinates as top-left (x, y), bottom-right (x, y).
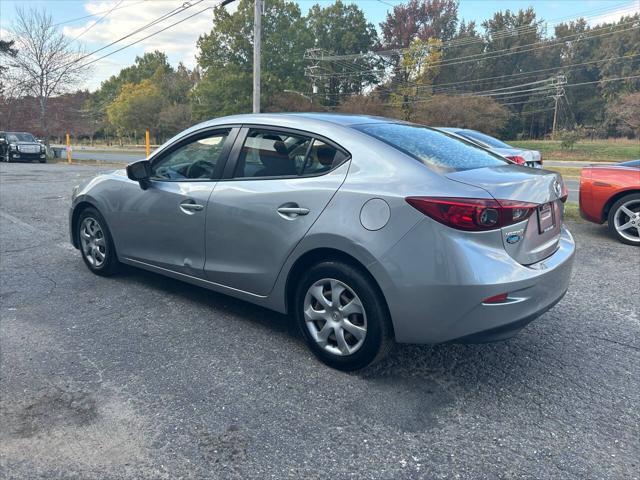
top-left (447, 165), bottom-right (565, 265)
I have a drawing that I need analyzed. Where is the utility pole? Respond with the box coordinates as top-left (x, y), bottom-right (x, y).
top-left (551, 74), bottom-right (567, 138)
top-left (253, 0), bottom-right (262, 113)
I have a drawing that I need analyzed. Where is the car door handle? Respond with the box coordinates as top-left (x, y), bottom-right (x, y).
top-left (277, 206), bottom-right (310, 217)
top-left (180, 201), bottom-right (204, 214)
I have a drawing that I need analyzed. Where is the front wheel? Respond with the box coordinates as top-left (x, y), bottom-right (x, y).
top-left (77, 207), bottom-right (120, 275)
top-left (607, 193), bottom-right (640, 246)
top-left (294, 261), bottom-right (393, 371)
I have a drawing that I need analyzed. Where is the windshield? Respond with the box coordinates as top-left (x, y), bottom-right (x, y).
top-left (457, 130), bottom-right (512, 149)
top-left (355, 123), bottom-right (509, 172)
top-left (7, 133), bottom-right (36, 143)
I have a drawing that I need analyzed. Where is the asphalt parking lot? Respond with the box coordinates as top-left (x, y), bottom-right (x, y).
top-left (1, 162), bottom-right (638, 479)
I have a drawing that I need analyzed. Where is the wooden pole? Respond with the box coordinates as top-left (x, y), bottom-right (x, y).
top-left (66, 133), bottom-right (71, 163)
top-left (145, 129), bottom-right (150, 158)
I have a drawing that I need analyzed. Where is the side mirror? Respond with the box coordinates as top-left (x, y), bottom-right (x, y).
top-left (126, 160), bottom-right (152, 190)
top-left (0, 138), bottom-right (6, 145)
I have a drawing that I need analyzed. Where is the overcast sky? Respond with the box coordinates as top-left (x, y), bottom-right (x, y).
top-left (0, 0), bottom-right (637, 91)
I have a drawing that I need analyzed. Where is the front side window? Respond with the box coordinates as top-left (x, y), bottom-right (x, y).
top-left (151, 130), bottom-right (229, 180)
top-left (355, 123), bottom-right (509, 172)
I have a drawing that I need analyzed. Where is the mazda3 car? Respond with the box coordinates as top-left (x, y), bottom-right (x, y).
top-left (69, 113), bottom-right (575, 370)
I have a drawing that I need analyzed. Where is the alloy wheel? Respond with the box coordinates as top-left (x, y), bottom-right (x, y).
top-left (79, 217), bottom-right (107, 268)
top-left (303, 278), bottom-right (367, 356)
top-left (614, 199), bottom-right (640, 243)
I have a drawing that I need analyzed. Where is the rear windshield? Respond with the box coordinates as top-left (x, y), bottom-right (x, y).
top-left (458, 130), bottom-right (512, 149)
top-left (355, 123), bottom-right (509, 172)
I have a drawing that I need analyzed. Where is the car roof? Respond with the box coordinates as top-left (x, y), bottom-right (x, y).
top-left (198, 112), bottom-right (400, 129)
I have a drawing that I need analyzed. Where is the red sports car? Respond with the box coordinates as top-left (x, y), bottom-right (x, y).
top-left (579, 160), bottom-right (640, 245)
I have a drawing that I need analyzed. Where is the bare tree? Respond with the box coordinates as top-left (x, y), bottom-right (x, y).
top-left (9, 7), bottom-right (89, 143)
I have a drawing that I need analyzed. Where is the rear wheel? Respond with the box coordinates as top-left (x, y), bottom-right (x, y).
top-left (294, 261), bottom-right (392, 371)
top-left (607, 193), bottom-right (640, 246)
top-left (77, 207), bottom-right (120, 275)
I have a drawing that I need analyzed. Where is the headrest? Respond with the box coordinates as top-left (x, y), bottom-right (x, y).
top-left (316, 144), bottom-right (335, 166)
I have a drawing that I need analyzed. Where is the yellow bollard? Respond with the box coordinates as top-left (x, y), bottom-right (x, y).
top-left (66, 133), bottom-right (71, 163)
top-left (145, 129), bottom-right (150, 158)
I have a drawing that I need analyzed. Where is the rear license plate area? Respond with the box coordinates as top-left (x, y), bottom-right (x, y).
top-left (537, 202), bottom-right (555, 234)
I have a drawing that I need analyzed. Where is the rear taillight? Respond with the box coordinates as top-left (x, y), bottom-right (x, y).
top-left (506, 155), bottom-right (526, 165)
top-left (405, 197), bottom-right (537, 231)
top-left (560, 182), bottom-right (568, 203)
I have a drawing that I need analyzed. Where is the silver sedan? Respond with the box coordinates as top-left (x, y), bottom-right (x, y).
top-left (69, 113), bottom-right (575, 370)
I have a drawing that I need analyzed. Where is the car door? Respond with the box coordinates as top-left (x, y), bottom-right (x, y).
top-left (204, 126), bottom-right (350, 296)
top-left (113, 128), bottom-right (237, 277)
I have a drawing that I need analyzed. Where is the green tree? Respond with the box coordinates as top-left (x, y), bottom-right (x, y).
top-left (306, 0), bottom-right (379, 106)
top-left (96, 51), bottom-right (172, 106)
top-left (0, 39), bottom-right (17, 96)
top-left (192, 0), bottom-right (311, 119)
top-left (106, 79), bottom-right (165, 143)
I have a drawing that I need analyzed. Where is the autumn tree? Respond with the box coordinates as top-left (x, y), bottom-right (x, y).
top-left (336, 94), bottom-right (390, 117)
top-left (606, 92), bottom-right (640, 137)
top-left (106, 79), bottom-right (165, 144)
top-left (380, 0), bottom-right (458, 49)
top-left (414, 95), bottom-right (509, 135)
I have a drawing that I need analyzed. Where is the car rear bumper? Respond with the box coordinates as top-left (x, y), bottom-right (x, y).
top-left (373, 223), bottom-right (576, 344)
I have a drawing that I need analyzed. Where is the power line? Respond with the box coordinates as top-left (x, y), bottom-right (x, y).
top-left (564, 73), bottom-right (640, 88)
top-left (53, 0), bottom-right (149, 26)
top-left (308, 2), bottom-right (639, 61)
top-left (307, 19), bottom-right (639, 80)
top-left (69, 0), bottom-right (124, 43)
top-left (56, 0), bottom-right (208, 73)
top-left (67, 0), bottom-right (237, 73)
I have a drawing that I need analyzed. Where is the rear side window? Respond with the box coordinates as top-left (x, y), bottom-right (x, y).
top-left (234, 129), bottom-right (347, 178)
top-left (355, 123), bottom-right (509, 172)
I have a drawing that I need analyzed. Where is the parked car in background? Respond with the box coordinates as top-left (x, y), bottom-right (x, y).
top-left (437, 127), bottom-right (543, 168)
top-left (0, 131), bottom-right (47, 163)
top-left (579, 160), bottom-right (640, 245)
top-left (69, 113), bottom-right (574, 370)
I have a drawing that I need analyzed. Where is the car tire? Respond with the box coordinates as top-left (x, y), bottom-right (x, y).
top-left (294, 261), bottom-right (393, 371)
top-left (77, 207), bottom-right (120, 275)
top-left (39, 158), bottom-right (46, 163)
top-left (607, 193), bottom-right (640, 246)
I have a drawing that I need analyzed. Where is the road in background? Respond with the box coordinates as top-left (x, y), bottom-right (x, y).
top-left (1, 162), bottom-right (638, 479)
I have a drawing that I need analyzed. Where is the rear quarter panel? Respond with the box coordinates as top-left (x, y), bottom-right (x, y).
top-left (580, 167), bottom-right (640, 223)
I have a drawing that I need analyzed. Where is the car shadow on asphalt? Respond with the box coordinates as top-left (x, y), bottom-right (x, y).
top-left (113, 263), bottom-right (550, 389)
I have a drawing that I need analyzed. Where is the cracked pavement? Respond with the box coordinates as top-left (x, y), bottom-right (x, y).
top-left (1, 162), bottom-right (639, 479)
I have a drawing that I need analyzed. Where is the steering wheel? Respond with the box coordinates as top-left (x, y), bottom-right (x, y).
top-left (186, 159), bottom-right (216, 179)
